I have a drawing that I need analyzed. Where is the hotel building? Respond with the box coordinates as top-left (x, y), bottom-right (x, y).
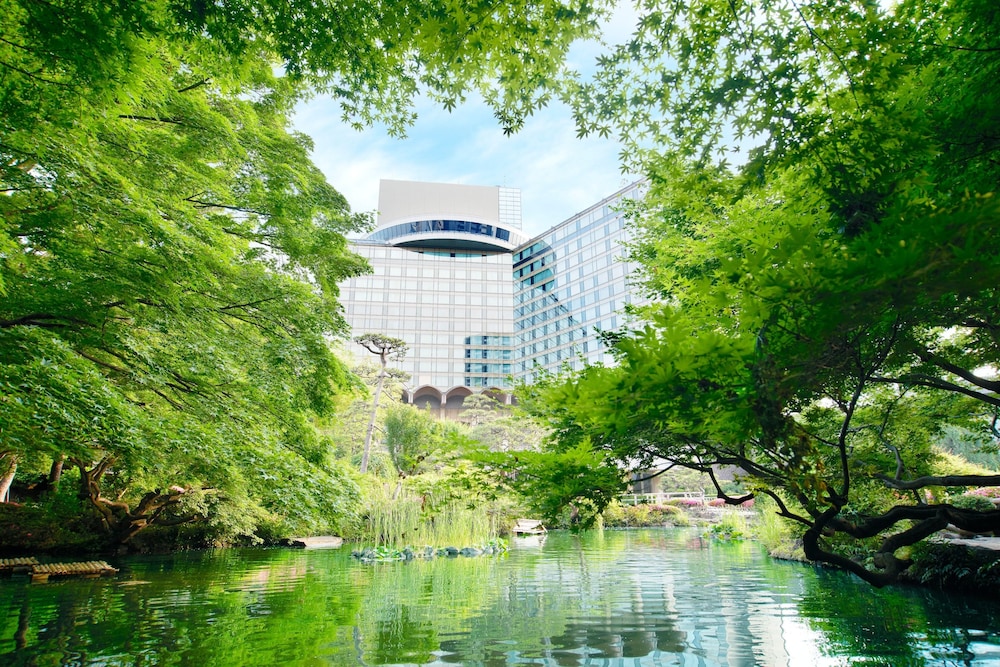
top-left (338, 179), bottom-right (646, 417)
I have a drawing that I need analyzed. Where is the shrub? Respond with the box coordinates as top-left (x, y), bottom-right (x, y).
top-left (952, 494), bottom-right (997, 513)
top-left (602, 500), bottom-right (626, 526)
top-left (706, 497), bottom-right (755, 508)
top-left (707, 511), bottom-right (748, 541)
top-left (907, 541), bottom-right (1000, 593)
top-left (966, 487), bottom-right (1000, 499)
top-left (0, 492), bottom-right (105, 554)
top-left (601, 502), bottom-right (690, 527)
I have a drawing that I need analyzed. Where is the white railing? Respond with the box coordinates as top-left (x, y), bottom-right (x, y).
top-left (619, 491), bottom-right (706, 506)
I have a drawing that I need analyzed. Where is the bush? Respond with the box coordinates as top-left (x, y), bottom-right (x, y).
top-left (0, 492), bottom-right (105, 554)
top-left (667, 497), bottom-right (704, 507)
top-left (707, 511), bottom-right (748, 541)
top-left (967, 487), bottom-right (1000, 499)
top-left (601, 501), bottom-right (690, 528)
top-left (951, 494), bottom-right (997, 513)
top-left (906, 541), bottom-right (1000, 593)
top-left (708, 497), bottom-right (754, 508)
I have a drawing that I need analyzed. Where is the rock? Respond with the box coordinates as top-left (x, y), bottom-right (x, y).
top-left (460, 547), bottom-right (482, 557)
top-left (288, 536), bottom-right (344, 549)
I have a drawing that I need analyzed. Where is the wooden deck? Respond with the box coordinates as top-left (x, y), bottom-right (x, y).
top-left (0, 557), bottom-right (40, 574)
top-left (28, 561), bottom-right (119, 583)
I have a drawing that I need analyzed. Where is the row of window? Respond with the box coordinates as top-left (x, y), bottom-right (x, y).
top-left (356, 243), bottom-right (512, 264)
top-left (518, 339), bottom-right (614, 369)
top-left (516, 298), bottom-right (573, 320)
top-left (464, 363), bottom-right (512, 374)
top-left (514, 252), bottom-right (555, 279)
top-left (515, 287), bottom-right (625, 327)
top-left (519, 268), bottom-right (553, 288)
top-left (348, 316), bottom-right (511, 334)
top-left (367, 265), bottom-right (514, 280)
top-left (463, 335), bottom-right (512, 346)
top-left (464, 376), bottom-right (513, 388)
top-left (542, 184), bottom-right (642, 246)
top-left (465, 348), bottom-right (512, 360)
top-left (517, 331), bottom-right (586, 354)
top-left (513, 241), bottom-right (550, 266)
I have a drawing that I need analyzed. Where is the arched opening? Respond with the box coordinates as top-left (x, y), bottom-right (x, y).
top-left (443, 387), bottom-right (473, 418)
top-left (410, 386), bottom-right (443, 412)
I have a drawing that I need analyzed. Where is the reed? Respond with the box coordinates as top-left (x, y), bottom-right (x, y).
top-left (358, 484), bottom-right (500, 548)
top-left (752, 504), bottom-right (792, 552)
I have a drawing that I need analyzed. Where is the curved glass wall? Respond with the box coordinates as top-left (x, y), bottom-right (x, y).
top-left (368, 219), bottom-right (515, 249)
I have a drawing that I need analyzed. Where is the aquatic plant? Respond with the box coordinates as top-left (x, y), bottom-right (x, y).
top-left (355, 482), bottom-right (502, 549)
top-left (707, 511), bottom-right (748, 541)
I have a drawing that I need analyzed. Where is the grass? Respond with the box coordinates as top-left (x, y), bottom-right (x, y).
top-left (357, 484), bottom-right (501, 549)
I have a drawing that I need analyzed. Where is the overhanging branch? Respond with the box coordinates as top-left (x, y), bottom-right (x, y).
top-left (877, 473), bottom-right (1000, 490)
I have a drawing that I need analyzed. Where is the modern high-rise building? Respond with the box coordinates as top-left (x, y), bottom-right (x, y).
top-left (512, 184), bottom-right (646, 383)
top-left (338, 179), bottom-right (646, 418)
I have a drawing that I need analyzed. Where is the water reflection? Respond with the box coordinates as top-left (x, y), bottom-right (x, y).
top-left (1, 530), bottom-right (998, 665)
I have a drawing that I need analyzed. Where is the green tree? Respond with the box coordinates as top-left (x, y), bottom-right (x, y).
top-left (460, 394), bottom-right (508, 428)
top-left (1, 0), bottom-right (606, 545)
top-left (354, 333), bottom-right (409, 474)
top-left (532, 0), bottom-right (1000, 585)
top-left (325, 361), bottom-right (410, 467)
top-left (474, 441), bottom-right (626, 527)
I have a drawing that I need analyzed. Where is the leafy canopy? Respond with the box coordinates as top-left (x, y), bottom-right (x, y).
top-left (530, 0), bottom-right (1000, 586)
top-left (1, 0), bottom-right (606, 543)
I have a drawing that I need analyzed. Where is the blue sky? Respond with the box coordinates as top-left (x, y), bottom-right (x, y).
top-left (291, 9), bottom-right (639, 239)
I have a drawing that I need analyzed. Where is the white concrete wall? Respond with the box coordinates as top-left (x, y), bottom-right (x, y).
top-left (377, 179), bottom-right (500, 228)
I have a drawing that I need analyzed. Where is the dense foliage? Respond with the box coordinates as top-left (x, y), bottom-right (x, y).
top-left (526, 0), bottom-right (1000, 585)
top-left (0, 0), bottom-right (603, 548)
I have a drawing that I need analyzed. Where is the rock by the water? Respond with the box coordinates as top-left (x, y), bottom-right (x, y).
top-left (288, 536), bottom-right (343, 549)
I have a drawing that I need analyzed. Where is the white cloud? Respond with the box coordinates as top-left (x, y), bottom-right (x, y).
top-left (292, 91), bottom-right (634, 239)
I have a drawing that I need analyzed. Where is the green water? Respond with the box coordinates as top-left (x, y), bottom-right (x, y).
top-left (1, 529), bottom-right (998, 666)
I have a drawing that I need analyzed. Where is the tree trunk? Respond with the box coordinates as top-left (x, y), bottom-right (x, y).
top-left (73, 456), bottom-right (119, 533)
top-left (0, 454), bottom-right (17, 503)
top-left (360, 358), bottom-right (387, 474)
top-left (48, 454), bottom-right (65, 491)
top-left (72, 456), bottom-right (202, 544)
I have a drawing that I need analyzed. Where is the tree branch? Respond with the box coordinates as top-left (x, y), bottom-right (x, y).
top-left (877, 473), bottom-right (1000, 490)
top-left (870, 374), bottom-right (1000, 407)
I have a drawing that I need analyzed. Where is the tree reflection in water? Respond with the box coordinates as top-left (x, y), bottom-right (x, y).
top-left (1, 530), bottom-right (999, 665)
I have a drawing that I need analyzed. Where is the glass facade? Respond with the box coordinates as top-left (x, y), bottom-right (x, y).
top-left (513, 182), bottom-right (647, 383)
top-left (368, 220), bottom-right (513, 246)
top-left (338, 179), bottom-right (647, 409)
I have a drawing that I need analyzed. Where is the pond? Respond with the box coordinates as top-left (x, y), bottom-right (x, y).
top-left (1, 529), bottom-right (999, 666)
